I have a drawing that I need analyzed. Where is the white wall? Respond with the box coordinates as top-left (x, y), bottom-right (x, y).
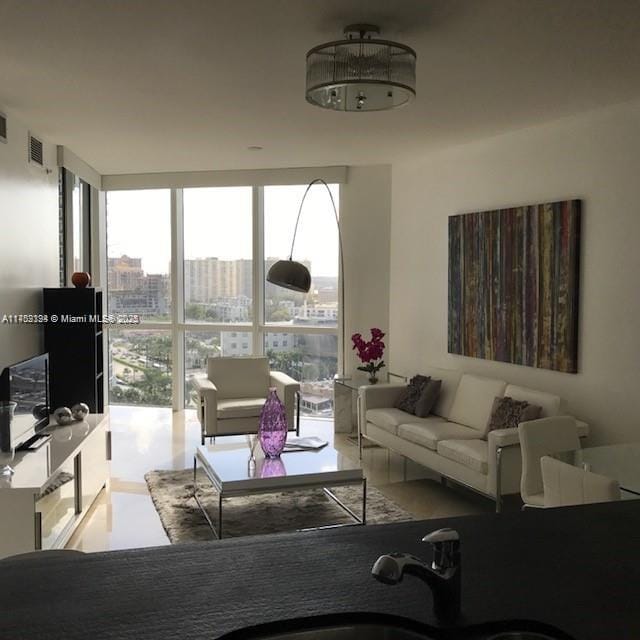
top-left (341, 165), bottom-right (391, 375)
top-left (0, 108), bottom-right (60, 369)
top-left (390, 100), bottom-right (640, 445)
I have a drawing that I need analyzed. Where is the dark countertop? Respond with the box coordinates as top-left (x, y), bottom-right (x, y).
top-left (1, 500), bottom-right (640, 640)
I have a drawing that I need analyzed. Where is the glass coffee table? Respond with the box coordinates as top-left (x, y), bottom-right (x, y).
top-left (193, 443), bottom-right (366, 539)
top-left (552, 442), bottom-right (640, 498)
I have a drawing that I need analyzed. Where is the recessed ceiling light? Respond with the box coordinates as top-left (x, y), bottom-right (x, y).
top-left (247, 145), bottom-right (263, 151)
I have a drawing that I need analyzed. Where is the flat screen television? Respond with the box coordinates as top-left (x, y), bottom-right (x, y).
top-left (0, 353), bottom-right (50, 450)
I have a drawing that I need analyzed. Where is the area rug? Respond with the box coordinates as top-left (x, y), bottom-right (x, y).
top-left (145, 468), bottom-right (414, 543)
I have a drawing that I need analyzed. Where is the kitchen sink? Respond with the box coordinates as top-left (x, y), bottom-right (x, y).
top-left (217, 613), bottom-right (574, 640)
top-left (240, 623), bottom-right (430, 639)
top-left (217, 614), bottom-right (440, 640)
top-left (485, 634), bottom-right (560, 640)
top-left (260, 632), bottom-right (559, 640)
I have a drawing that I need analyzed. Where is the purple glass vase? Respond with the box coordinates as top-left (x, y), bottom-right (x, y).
top-left (258, 388), bottom-right (288, 458)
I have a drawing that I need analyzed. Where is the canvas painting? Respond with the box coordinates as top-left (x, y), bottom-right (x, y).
top-left (448, 199), bottom-right (581, 373)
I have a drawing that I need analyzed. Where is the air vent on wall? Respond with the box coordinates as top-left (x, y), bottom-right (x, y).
top-left (28, 132), bottom-right (43, 166)
top-left (0, 112), bottom-right (6, 144)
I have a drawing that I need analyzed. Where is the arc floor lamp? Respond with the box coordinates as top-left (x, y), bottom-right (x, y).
top-left (266, 178), bottom-right (346, 377)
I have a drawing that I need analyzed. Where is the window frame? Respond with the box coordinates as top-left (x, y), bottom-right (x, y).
top-left (62, 168), bottom-right (93, 285)
top-left (106, 184), bottom-right (341, 409)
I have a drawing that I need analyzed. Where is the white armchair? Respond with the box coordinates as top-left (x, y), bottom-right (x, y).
top-left (192, 356), bottom-right (300, 444)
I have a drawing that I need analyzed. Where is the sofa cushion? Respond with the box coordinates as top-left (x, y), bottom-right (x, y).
top-left (488, 396), bottom-right (542, 431)
top-left (420, 367), bottom-right (462, 419)
top-left (437, 439), bottom-right (489, 475)
top-left (394, 375), bottom-right (430, 415)
top-left (366, 408), bottom-right (412, 435)
top-left (447, 374), bottom-right (507, 436)
top-left (398, 419), bottom-right (480, 451)
top-left (217, 397), bottom-right (266, 419)
top-left (415, 379), bottom-right (442, 418)
top-left (504, 384), bottom-right (562, 417)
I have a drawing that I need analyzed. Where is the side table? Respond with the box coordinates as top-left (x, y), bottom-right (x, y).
top-left (333, 372), bottom-right (406, 435)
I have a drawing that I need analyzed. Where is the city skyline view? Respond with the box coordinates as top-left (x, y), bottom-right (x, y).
top-left (107, 253), bottom-right (338, 323)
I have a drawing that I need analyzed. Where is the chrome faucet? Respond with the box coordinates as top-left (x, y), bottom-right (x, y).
top-left (371, 528), bottom-right (461, 622)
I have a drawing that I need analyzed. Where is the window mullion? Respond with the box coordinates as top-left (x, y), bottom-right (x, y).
top-left (253, 185), bottom-right (265, 355)
top-left (171, 188), bottom-right (185, 410)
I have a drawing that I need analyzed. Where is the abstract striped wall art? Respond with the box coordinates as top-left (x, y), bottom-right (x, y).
top-left (448, 200), bottom-right (581, 373)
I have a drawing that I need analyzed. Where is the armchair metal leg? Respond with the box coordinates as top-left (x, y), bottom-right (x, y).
top-left (495, 442), bottom-right (522, 513)
top-left (295, 391), bottom-right (301, 436)
top-left (495, 446), bottom-right (504, 513)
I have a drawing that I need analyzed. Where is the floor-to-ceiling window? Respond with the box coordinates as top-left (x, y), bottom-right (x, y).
top-left (263, 184), bottom-right (339, 416)
top-left (183, 187), bottom-right (253, 323)
top-left (106, 189), bottom-right (172, 406)
top-left (182, 186), bottom-right (255, 406)
top-left (106, 183), bottom-right (339, 415)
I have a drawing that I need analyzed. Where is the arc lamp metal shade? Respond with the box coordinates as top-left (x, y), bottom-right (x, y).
top-left (266, 260), bottom-right (312, 293)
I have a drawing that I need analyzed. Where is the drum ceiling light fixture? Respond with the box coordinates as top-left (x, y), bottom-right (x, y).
top-left (305, 24), bottom-right (417, 112)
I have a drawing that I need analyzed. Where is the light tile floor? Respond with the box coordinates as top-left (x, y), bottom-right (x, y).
top-left (67, 406), bottom-right (493, 552)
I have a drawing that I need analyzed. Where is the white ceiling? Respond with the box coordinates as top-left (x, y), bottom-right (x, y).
top-left (1, 0), bottom-right (639, 175)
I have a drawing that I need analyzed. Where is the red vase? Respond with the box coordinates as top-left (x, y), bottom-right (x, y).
top-left (71, 272), bottom-right (91, 288)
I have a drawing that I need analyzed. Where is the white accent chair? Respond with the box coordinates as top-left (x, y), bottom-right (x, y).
top-left (541, 456), bottom-right (621, 507)
top-left (518, 416), bottom-right (581, 508)
top-left (192, 357), bottom-right (300, 444)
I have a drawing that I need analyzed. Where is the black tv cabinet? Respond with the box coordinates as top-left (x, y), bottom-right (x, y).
top-left (43, 287), bottom-right (104, 412)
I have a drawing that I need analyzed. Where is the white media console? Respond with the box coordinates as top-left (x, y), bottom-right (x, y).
top-left (0, 412), bottom-right (110, 558)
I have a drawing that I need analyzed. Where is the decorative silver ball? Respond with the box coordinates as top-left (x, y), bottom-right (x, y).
top-left (53, 407), bottom-right (73, 426)
top-left (71, 403), bottom-right (90, 421)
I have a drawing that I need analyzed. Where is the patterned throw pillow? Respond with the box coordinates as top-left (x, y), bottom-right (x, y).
top-left (488, 396), bottom-right (542, 431)
top-left (414, 379), bottom-right (442, 418)
top-left (394, 375), bottom-right (431, 415)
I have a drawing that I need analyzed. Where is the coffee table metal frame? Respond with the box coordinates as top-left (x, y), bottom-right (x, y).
top-left (193, 447), bottom-right (367, 539)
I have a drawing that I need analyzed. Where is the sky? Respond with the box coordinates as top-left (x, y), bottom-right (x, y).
top-left (106, 184), bottom-right (340, 277)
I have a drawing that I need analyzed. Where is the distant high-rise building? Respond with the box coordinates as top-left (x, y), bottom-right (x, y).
top-left (220, 330), bottom-right (294, 357)
top-left (315, 286), bottom-right (338, 305)
top-left (184, 257), bottom-right (219, 302)
top-left (236, 259), bottom-right (252, 300)
top-left (184, 257), bottom-right (254, 303)
top-left (107, 255), bottom-right (169, 316)
top-left (108, 255), bottom-right (144, 291)
top-left (143, 274), bottom-right (169, 315)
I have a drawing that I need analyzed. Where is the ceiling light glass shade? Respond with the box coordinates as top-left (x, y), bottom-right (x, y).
top-left (306, 25), bottom-right (416, 112)
top-left (266, 260), bottom-right (312, 293)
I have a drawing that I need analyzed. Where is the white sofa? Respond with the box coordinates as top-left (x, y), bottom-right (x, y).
top-left (358, 367), bottom-right (588, 511)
